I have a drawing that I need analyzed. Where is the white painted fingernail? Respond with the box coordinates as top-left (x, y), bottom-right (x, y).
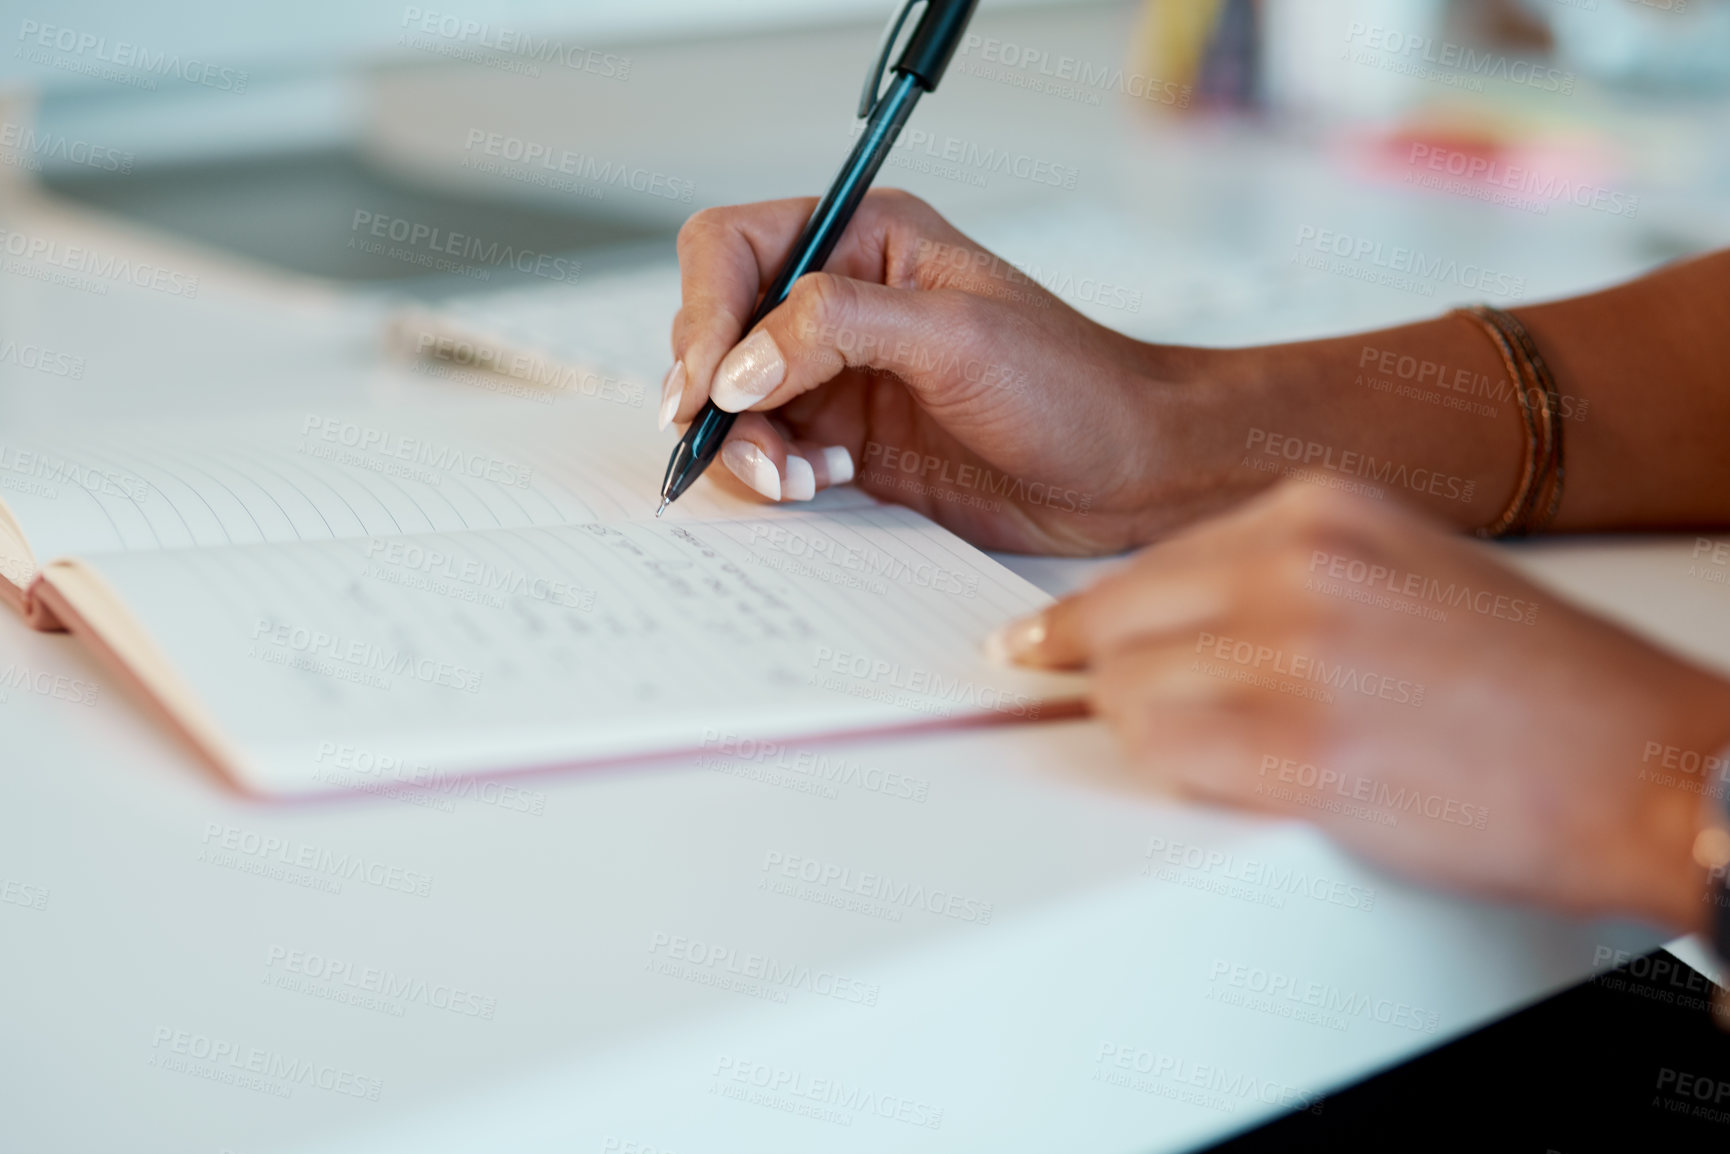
top-left (710, 330), bottom-right (785, 412)
top-left (721, 440), bottom-right (780, 501)
top-left (657, 361), bottom-right (686, 431)
top-left (819, 445), bottom-right (854, 486)
top-left (983, 613), bottom-right (1047, 666)
top-left (784, 453), bottom-right (815, 501)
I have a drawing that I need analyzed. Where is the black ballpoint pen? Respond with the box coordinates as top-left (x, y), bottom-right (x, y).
top-left (657, 0), bottom-right (979, 515)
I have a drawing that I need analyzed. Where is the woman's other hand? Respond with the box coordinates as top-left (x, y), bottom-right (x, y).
top-left (994, 479), bottom-right (1730, 931)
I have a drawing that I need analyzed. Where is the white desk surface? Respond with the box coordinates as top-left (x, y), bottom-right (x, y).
top-left (5, 5), bottom-right (1730, 1146)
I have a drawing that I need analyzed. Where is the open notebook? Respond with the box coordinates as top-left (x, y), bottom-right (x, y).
top-left (1, 398), bottom-right (1080, 797)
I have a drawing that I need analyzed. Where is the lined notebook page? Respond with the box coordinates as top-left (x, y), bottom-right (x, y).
top-left (0, 401), bottom-right (866, 580)
top-left (73, 506), bottom-right (1079, 795)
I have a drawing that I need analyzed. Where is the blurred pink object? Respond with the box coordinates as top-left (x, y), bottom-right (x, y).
top-left (1339, 124), bottom-right (1633, 215)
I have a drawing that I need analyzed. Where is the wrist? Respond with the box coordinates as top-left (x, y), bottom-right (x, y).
top-left (1120, 339), bottom-right (1300, 542)
top-left (1200, 322), bottom-right (1530, 533)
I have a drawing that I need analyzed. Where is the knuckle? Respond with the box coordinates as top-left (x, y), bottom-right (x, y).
top-left (1272, 483), bottom-right (1384, 554)
top-left (787, 272), bottom-right (856, 341)
top-left (674, 207), bottom-right (726, 254)
top-left (873, 193), bottom-right (956, 282)
top-left (1272, 478), bottom-right (1361, 524)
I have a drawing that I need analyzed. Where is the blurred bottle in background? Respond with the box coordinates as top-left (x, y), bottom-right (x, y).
top-left (1132, 0), bottom-right (1730, 125)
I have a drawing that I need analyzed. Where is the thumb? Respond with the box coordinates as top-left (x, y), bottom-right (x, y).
top-left (705, 271), bottom-right (999, 413)
top-left (982, 593), bottom-right (1093, 672)
top-left (984, 563), bottom-right (1226, 671)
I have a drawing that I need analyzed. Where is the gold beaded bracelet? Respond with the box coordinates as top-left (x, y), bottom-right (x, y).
top-left (1452, 305), bottom-right (1566, 539)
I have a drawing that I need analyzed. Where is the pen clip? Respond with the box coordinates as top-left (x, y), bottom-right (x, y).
top-left (858, 0), bottom-right (927, 118)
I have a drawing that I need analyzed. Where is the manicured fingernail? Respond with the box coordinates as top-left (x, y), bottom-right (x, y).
top-left (710, 330), bottom-right (785, 411)
top-left (657, 361), bottom-right (686, 431)
top-left (784, 453), bottom-right (815, 501)
top-left (820, 445), bottom-right (854, 485)
top-left (721, 440), bottom-right (780, 500)
top-left (983, 612), bottom-right (1047, 666)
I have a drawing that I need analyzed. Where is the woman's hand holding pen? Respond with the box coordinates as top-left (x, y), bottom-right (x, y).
top-left (662, 189), bottom-right (1285, 555)
top-left (662, 189), bottom-right (1569, 552)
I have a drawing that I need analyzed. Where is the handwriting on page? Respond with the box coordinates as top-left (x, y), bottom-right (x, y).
top-left (82, 506), bottom-right (1067, 791)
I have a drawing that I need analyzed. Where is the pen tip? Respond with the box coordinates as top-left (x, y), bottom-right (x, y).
top-left (655, 497), bottom-right (668, 518)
